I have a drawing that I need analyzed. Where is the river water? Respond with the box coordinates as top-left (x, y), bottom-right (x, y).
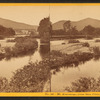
top-left (0, 38), bottom-right (42, 80)
top-left (0, 37), bottom-right (100, 92)
top-left (51, 58), bottom-right (100, 92)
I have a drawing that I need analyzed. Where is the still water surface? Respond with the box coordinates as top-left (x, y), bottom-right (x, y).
top-left (51, 59), bottom-right (100, 92)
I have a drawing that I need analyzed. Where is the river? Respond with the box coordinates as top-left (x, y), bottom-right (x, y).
top-left (0, 37), bottom-right (100, 92)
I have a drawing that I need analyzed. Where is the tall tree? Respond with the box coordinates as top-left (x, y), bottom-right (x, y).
top-left (63, 20), bottom-right (71, 32)
top-left (38, 17), bottom-right (52, 38)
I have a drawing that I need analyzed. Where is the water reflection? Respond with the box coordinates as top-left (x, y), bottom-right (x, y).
top-left (51, 56), bottom-right (93, 75)
top-left (40, 44), bottom-right (50, 58)
top-left (51, 58), bottom-right (100, 92)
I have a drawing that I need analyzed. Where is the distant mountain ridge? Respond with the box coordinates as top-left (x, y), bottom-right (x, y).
top-left (52, 18), bottom-right (100, 31)
top-left (0, 17), bottom-right (38, 30)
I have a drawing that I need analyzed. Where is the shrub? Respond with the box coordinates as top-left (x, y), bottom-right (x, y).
top-left (68, 39), bottom-right (80, 43)
top-left (82, 42), bottom-right (90, 47)
top-left (65, 77), bottom-right (100, 92)
top-left (4, 47), bottom-right (12, 57)
top-left (93, 46), bottom-right (100, 56)
top-left (0, 53), bottom-right (5, 60)
top-left (95, 39), bottom-right (100, 42)
top-left (9, 61), bottom-right (50, 92)
top-left (0, 77), bottom-right (8, 92)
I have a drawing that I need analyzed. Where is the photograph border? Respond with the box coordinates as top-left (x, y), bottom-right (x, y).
top-left (0, 3), bottom-right (100, 97)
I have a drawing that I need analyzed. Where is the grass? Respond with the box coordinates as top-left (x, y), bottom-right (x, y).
top-left (49, 50), bottom-right (93, 70)
top-left (65, 77), bottom-right (100, 92)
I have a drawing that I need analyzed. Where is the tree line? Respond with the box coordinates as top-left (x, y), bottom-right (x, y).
top-left (52, 20), bottom-right (100, 37)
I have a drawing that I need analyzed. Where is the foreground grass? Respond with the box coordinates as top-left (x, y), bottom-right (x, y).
top-left (0, 61), bottom-right (50, 92)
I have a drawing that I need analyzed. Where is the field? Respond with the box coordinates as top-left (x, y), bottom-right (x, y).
top-left (51, 38), bottom-right (100, 54)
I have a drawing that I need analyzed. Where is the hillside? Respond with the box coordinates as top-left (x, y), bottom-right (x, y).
top-left (0, 18), bottom-right (38, 30)
top-left (52, 18), bottom-right (100, 31)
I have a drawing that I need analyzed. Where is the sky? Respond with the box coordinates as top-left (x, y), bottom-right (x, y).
top-left (0, 5), bottom-right (100, 25)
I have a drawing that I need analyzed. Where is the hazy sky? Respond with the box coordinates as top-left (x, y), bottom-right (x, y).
top-left (0, 5), bottom-right (100, 25)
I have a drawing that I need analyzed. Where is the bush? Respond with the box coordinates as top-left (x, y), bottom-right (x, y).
top-left (95, 39), bottom-right (100, 42)
top-left (65, 77), bottom-right (100, 92)
top-left (82, 42), bottom-right (90, 47)
top-left (0, 77), bottom-right (8, 92)
top-left (93, 46), bottom-right (100, 56)
top-left (9, 61), bottom-right (50, 92)
top-left (68, 39), bottom-right (80, 43)
top-left (0, 53), bottom-right (5, 60)
top-left (4, 47), bottom-right (12, 57)
top-left (4, 37), bottom-right (38, 57)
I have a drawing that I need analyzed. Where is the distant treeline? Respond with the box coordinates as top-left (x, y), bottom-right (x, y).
top-left (52, 25), bottom-right (100, 37)
top-left (0, 25), bottom-right (15, 38)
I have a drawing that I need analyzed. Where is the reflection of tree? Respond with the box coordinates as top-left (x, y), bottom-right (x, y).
top-left (39, 45), bottom-right (50, 58)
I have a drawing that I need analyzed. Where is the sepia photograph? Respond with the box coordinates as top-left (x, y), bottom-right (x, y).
top-left (0, 4), bottom-right (100, 93)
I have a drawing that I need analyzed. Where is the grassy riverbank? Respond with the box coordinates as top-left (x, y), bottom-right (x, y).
top-left (0, 36), bottom-right (38, 59)
top-left (51, 38), bottom-right (100, 54)
top-left (0, 61), bottom-right (50, 92)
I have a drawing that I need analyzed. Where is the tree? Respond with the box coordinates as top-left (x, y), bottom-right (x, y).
top-left (81, 25), bottom-right (95, 36)
top-left (0, 25), bottom-right (15, 36)
top-left (38, 17), bottom-right (52, 38)
top-left (63, 20), bottom-right (71, 32)
top-left (66, 26), bottom-right (79, 35)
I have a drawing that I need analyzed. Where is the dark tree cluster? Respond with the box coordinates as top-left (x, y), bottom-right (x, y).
top-left (0, 25), bottom-right (15, 36)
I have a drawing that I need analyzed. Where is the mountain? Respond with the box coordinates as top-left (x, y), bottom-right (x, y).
top-left (0, 17), bottom-right (38, 30)
top-left (52, 18), bottom-right (100, 31)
